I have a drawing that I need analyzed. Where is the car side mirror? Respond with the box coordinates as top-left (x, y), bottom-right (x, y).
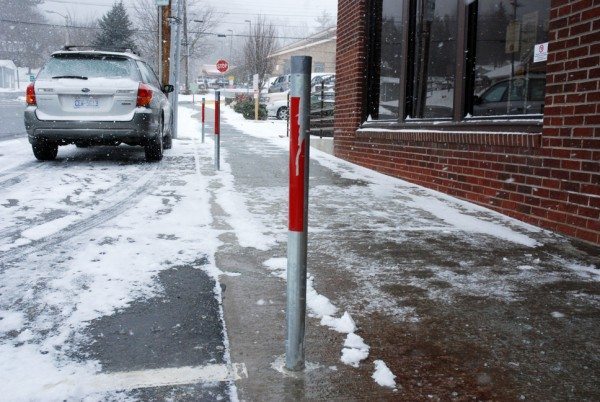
top-left (163, 84), bottom-right (174, 93)
top-left (473, 95), bottom-right (482, 105)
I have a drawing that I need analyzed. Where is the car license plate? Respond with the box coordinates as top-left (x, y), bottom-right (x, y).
top-left (74, 97), bottom-right (99, 109)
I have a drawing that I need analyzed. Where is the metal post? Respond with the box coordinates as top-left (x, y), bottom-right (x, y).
top-left (214, 91), bottom-right (220, 171)
top-left (285, 55), bottom-right (311, 372)
top-left (201, 97), bottom-right (205, 143)
top-left (169, 0), bottom-right (182, 140)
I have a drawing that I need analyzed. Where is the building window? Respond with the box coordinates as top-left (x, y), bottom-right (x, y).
top-left (368, 0), bottom-right (550, 123)
top-left (471, 0), bottom-right (550, 117)
top-left (409, 0), bottom-right (458, 118)
top-left (377, 0), bottom-right (404, 119)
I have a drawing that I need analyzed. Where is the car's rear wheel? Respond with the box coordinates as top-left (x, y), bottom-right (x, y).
top-left (277, 106), bottom-right (289, 120)
top-left (145, 119), bottom-right (164, 162)
top-left (31, 139), bottom-right (58, 161)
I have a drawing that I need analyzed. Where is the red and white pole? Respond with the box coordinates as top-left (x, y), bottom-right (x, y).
top-left (214, 91), bottom-right (220, 171)
top-left (286, 55), bottom-right (312, 372)
top-left (201, 97), bottom-right (205, 143)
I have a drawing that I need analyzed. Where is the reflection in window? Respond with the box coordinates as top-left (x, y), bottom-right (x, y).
top-left (411, 0), bottom-right (457, 119)
top-left (471, 0), bottom-right (550, 116)
top-left (377, 0), bottom-right (404, 120)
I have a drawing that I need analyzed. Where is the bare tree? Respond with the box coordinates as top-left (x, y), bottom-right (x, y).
top-left (315, 10), bottom-right (335, 32)
top-left (132, 0), bottom-right (219, 77)
top-left (68, 18), bottom-right (99, 48)
top-left (0, 0), bottom-right (57, 67)
top-left (242, 16), bottom-right (278, 90)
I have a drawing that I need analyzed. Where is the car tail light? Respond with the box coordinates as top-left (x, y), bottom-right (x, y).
top-left (26, 83), bottom-right (36, 106)
top-left (136, 83), bottom-right (153, 107)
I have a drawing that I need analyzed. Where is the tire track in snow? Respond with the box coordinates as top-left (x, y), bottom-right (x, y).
top-left (0, 164), bottom-right (160, 267)
top-left (0, 170), bottom-right (156, 240)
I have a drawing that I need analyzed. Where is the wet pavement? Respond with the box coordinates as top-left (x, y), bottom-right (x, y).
top-left (205, 104), bottom-right (600, 401)
top-left (0, 101), bottom-right (598, 400)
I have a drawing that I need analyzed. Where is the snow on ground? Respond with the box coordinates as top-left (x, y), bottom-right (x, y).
top-left (1, 101), bottom-right (596, 397)
top-left (0, 106), bottom-right (241, 400)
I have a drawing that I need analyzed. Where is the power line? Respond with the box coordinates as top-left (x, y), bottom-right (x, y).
top-left (42, 0), bottom-right (334, 19)
top-left (0, 18), bottom-right (332, 41)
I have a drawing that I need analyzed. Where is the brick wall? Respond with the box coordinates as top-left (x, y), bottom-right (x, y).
top-left (334, 0), bottom-right (600, 244)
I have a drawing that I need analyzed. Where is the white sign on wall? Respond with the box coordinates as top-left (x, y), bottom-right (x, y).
top-left (533, 42), bottom-right (549, 63)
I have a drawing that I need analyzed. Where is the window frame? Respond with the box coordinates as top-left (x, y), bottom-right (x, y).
top-left (363, 0), bottom-right (546, 132)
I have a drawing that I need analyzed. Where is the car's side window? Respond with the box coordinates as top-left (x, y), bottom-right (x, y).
top-left (136, 61), bottom-right (161, 89)
top-left (144, 63), bottom-right (162, 89)
top-left (482, 83), bottom-right (507, 103)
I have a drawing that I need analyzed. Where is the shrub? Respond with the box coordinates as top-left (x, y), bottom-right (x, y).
top-left (234, 99), bottom-right (268, 120)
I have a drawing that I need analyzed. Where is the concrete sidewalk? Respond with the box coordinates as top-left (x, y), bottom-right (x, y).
top-left (195, 104), bottom-right (600, 401)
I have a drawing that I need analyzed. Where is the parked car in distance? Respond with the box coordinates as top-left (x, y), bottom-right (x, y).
top-left (264, 91), bottom-right (289, 120)
top-left (472, 76), bottom-right (545, 116)
top-left (310, 73), bottom-right (335, 91)
top-left (24, 49), bottom-right (174, 162)
top-left (268, 74), bottom-right (290, 93)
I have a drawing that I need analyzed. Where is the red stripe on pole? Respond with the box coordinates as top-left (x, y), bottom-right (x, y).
top-left (214, 99), bottom-right (220, 135)
top-left (289, 96), bottom-right (305, 232)
top-left (201, 101), bottom-right (205, 122)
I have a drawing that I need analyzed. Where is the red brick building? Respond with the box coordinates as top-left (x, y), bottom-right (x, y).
top-left (334, 0), bottom-right (600, 244)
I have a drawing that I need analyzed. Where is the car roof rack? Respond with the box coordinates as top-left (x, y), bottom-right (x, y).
top-left (61, 45), bottom-right (138, 55)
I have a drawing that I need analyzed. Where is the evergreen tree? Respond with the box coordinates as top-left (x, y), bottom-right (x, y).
top-left (93, 1), bottom-right (137, 52)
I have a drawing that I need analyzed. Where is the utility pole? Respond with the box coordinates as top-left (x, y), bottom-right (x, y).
top-left (160, 1), bottom-right (172, 86)
top-left (169, 0), bottom-right (183, 139)
top-left (183, 0), bottom-right (189, 94)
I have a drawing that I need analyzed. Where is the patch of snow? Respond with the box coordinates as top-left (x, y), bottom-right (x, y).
top-left (320, 312), bottom-right (356, 333)
top-left (20, 215), bottom-right (81, 241)
top-left (341, 333), bottom-right (370, 367)
top-left (551, 311), bottom-right (565, 319)
top-left (372, 360), bottom-right (397, 388)
top-left (0, 310), bottom-right (24, 333)
top-left (307, 276), bottom-right (338, 317)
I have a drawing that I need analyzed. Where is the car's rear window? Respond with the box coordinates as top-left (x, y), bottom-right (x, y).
top-left (37, 55), bottom-right (139, 80)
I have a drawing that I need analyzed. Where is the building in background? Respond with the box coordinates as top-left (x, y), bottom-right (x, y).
top-left (269, 27), bottom-right (336, 75)
top-left (0, 60), bottom-right (17, 89)
top-left (334, 0), bottom-right (599, 245)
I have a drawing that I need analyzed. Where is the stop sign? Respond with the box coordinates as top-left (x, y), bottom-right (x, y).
top-left (216, 59), bottom-right (229, 73)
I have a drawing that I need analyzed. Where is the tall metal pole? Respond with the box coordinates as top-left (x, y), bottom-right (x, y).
top-left (214, 91), bottom-right (220, 171)
top-left (201, 97), bottom-right (205, 143)
top-left (285, 55), bottom-right (311, 372)
top-left (183, 0), bottom-right (189, 94)
top-left (170, 0), bottom-right (183, 140)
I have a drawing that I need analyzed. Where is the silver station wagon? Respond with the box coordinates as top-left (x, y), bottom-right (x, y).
top-left (24, 49), bottom-right (174, 162)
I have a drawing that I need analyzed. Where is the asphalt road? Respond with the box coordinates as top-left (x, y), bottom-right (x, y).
top-left (0, 92), bottom-right (26, 141)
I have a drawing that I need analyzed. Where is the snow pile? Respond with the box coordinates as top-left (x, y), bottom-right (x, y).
top-left (320, 312), bottom-right (356, 333)
top-left (341, 333), bottom-right (370, 367)
top-left (307, 276), bottom-right (338, 317)
top-left (372, 360), bottom-right (397, 388)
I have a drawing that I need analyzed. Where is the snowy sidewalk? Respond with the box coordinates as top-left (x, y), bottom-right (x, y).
top-left (200, 102), bottom-right (600, 401)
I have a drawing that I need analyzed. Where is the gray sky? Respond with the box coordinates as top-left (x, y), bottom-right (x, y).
top-left (39, 0), bottom-right (338, 33)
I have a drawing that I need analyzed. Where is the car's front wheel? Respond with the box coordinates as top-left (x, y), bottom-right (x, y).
top-left (276, 106), bottom-right (289, 120)
top-left (145, 119), bottom-right (164, 162)
top-left (31, 139), bottom-right (58, 161)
